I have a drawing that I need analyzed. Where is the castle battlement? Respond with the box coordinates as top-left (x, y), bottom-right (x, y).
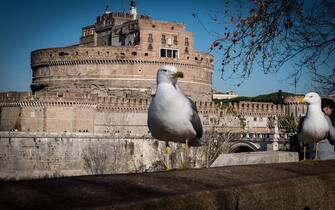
top-left (229, 101), bottom-right (286, 116)
top-left (0, 92), bottom-right (97, 108)
top-left (0, 91), bottom-right (295, 116)
top-left (31, 46), bottom-right (213, 70)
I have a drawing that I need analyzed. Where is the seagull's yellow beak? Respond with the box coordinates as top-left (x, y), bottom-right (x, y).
top-left (173, 71), bottom-right (184, 79)
top-left (298, 97), bottom-right (305, 104)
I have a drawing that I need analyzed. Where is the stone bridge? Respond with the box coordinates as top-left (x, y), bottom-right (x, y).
top-left (228, 132), bottom-right (292, 153)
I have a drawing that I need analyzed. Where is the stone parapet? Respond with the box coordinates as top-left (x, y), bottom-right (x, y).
top-left (0, 160), bottom-right (334, 209)
top-left (0, 131), bottom-right (206, 180)
top-left (211, 151), bottom-right (298, 167)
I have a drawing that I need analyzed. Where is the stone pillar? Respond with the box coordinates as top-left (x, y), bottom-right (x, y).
top-left (271, 116), bottom-right (279, 151)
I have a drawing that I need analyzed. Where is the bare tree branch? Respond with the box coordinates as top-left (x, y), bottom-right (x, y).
top-left (200, 0), bottom-right (335, 94)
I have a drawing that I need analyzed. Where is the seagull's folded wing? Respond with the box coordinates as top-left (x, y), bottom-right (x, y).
top-left (187, 97), bottom-right (203, 139)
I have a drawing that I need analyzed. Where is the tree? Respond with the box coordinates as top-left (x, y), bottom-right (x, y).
top-left (202, 104), bottom-right (245, 168)
top-left (278, 116), bottom-right (299, 133)
top-left (201, 0), bottom-right (335, 95)
top-left (203, 127), bottom-right (237, 168)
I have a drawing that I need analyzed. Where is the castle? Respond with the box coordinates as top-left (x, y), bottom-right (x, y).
top-left (0, 1), bottom-right (307, 179)
top-left (0, 2), bottom-right (306, 135)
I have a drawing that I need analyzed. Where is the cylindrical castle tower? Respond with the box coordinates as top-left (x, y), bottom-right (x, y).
top-left (31, 6), bottom-right (214, 101)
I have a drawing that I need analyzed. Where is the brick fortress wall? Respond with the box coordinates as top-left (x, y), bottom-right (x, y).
top-left (0, 92), bottom-right (305, 134)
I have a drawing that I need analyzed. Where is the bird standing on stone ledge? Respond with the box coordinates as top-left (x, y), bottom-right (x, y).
top-left (148, 65), bottom-right (203, 169)
top-left (297, 92), bottom-right (329, 160)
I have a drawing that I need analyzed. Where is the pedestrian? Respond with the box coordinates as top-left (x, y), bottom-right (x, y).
top-left (318, 98), bottom-right (335, 160)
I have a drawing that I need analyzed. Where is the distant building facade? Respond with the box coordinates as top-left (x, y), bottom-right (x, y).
top-left (212, 90), bottom-right (238, 100)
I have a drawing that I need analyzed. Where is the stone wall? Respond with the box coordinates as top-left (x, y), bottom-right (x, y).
top-left (0, 98), bottom-right (96, 133)
top-left (0, 107), bottom-right (21, 130)
top-left (0, 132), bottom-right (207, 180)
top-left (1, 91), bottom-right (302, 134)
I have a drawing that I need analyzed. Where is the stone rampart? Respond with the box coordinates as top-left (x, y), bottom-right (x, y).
top-left (0, 132), bottom-right (206, 180)
top-left (0, 92), bottom-right (296, 134)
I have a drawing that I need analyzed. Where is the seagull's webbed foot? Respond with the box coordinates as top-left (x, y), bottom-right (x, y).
top-left (183, 140), bottom-right (189, 153)
top-left (182, 140), bottom-right (190, 168)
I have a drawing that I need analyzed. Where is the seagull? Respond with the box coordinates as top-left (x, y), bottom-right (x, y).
top-left (148, 65), bottom-right (203, 169)
top-left (297, 92), bottom-right (330, 160)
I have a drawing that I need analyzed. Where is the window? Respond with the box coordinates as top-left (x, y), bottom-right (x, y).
top-left (167, 49), bottom-right (172, 57)
top-left (148, 44), bottom-right (153, 51)
top-left (173, 50), bottom-right (178, 58)
top-left (185, 47), bottom-right (189, 54)
top-left (58, 52), bottom-right (69, 56)
top-left (185, 37), bottom-right (189, 46)
top-left (160, 48), bottom-right (178, 58)
top-left (160, 49), bottom-right (166, 57)
top-left (173, 36), bottom-right (178, 45)
top-left (161, 35), bottom-right (166, 44)
top-left (148, 33), bottom-right (153, 42)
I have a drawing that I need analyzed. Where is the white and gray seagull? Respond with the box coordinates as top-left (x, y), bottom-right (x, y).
top-left (297, 92), bottom-right (330, 160)
top-left (148, 65), bottom-right (203, 168)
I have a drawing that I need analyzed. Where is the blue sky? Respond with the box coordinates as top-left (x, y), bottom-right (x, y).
top-left (0, 0), bottom-right (313, 96)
